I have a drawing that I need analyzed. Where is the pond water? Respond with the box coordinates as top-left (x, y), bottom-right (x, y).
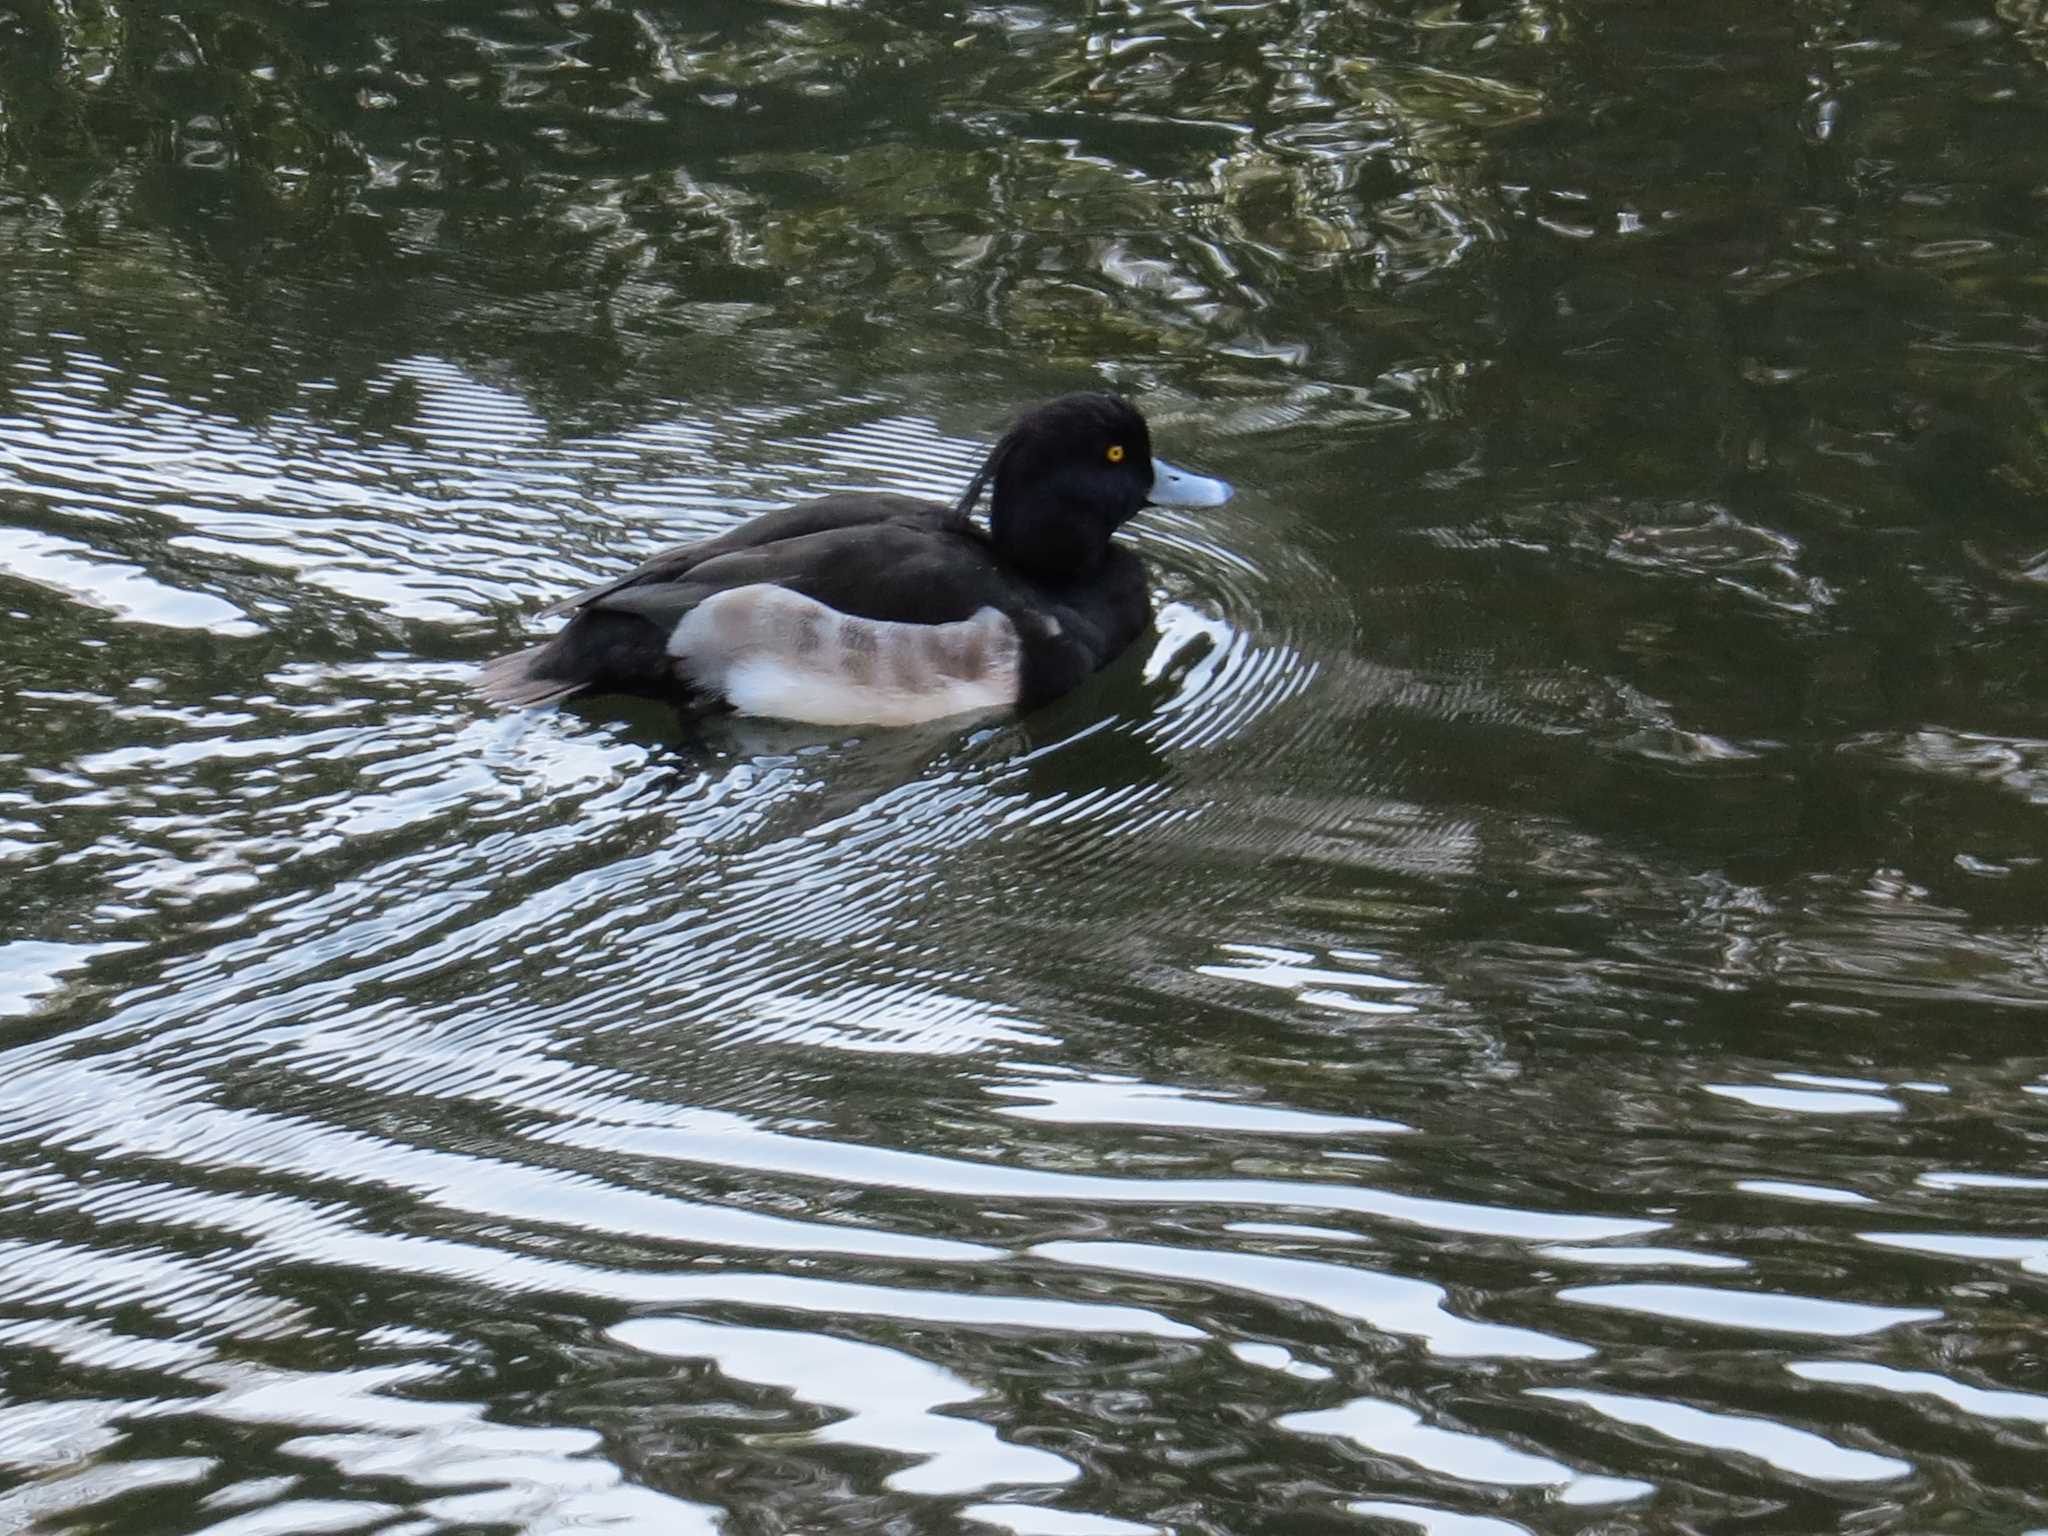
top-left (3, 0), bottom-right (2047, 1532)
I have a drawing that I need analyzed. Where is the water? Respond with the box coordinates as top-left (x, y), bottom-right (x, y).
top-left (3, 0), bottom-right (2047, 1531)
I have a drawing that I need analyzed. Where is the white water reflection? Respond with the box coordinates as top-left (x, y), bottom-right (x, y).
top-left (1789, 1360), bottom-right (2048, 1424)
top-left (1860, 1231), bottom-right (2048, 1273)
top-left (1035, 1241), bottom-right (1591, 1360)
top-left (0, 1455), bottom-right (215, 1532)
top-left (1773, 1073), bottom-right (1889, 1091)
top-left (195, 1502), bottom-right (398, 1536)
top-left (0, 940), bottom-right (135, 1018)
top-left (539, 1113), bottom-right (1660, 1242)
top-left (1529, 1389), bottom-right (1912, 1483)
top-left (1139, 606), bottom-right (1321, 754)
top-left (0, 1059), bottom-right (996, 1264)
top-left (1228, 1341), bottom-right (1335, 1381)
top-left (138, 1359), bottom-right (720, 1535)
top-left (962, 1504), bottom-right (1165, 1535)
top-left (612, 1316), bottom-right (1076, 1495)
top-left (1346, 1502), bottom-right (1534, 1536)
top-left (0, 527), bottom-right (262, 633)
top-left (1535, 1245), bottom-right (1747, 1271)
top-left (0, 1397), bottom-right (136, 1474)
top-left (1197, 942), bottom-right (1422, 1017)
top-left (986, 1073), bottom-right (1408, 1135)
top-left (1918, 1170), bottom-right (2048, 1192)
top-left (1226, 1222), bottom-right (1377, 1242)
top-left (1735, 1179), bottom-right (1877, 1206)
top-left (1280, 1396), bottom-right (1649, 1504)
top-left (6, 1166), bottom-right (1196, 1342)
top-left (1557, 1283), bottom-right (1940, 1337)
top-left (1704, 1083), bottom-right (1904, 1115)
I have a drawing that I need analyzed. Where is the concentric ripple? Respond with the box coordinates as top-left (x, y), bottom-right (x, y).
top-left (1, 343), bottom-right (2037, 1533)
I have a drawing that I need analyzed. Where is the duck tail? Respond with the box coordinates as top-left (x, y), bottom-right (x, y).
top-left (474, 639), bottom-right (584, 708)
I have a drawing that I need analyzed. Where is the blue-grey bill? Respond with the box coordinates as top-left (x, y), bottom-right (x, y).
top-left (1148, 456), bottom-right (1234, 508)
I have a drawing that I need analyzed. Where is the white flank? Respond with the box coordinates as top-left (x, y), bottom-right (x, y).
top-left (668, 585), bottom-right (1022, 726)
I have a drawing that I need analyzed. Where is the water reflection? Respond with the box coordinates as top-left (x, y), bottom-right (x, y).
top-left (1529, 1389), bottom-right (1911, 1485)
top-left (7, 0), bottom-right (2048, 1530)
top-left (1280, 1395), bottom-right (1649, 1505)
top-left (1035, 1242), bottom-right (1591, 1360)
top-left (612, 1316), bottom-right (1078, 1495)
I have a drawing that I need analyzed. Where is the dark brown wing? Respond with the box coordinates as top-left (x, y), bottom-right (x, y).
top-left (539, 492), bottom-right (957, 617)
top-left (586, 522), bottom-right (1016, 631)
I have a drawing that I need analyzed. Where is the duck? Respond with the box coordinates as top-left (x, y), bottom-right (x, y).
top-left (475, 392), bottom-right (1234, 725)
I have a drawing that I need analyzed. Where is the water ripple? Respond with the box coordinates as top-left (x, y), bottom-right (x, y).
top-left (1281, 1396), bottom-right (1648, 1503)
top-left (1529, 1389), bottom-right (1913, 1484)
top-left (612, 1317), bottom-right (1077, 1495)
top-left (1036, 1242), bottom-right (1589, 1360)
top-left (535, 1114), bottom-right (1660, 1243)
top-left (7, 6), bottom-right (2048, 1517)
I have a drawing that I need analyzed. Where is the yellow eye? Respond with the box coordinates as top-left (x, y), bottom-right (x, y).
top-left (1106, 444), bottom-right (1126, 464)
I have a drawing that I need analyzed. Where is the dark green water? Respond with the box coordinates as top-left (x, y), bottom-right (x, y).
top-left (3, 0), bottom-right (2047, 1531)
